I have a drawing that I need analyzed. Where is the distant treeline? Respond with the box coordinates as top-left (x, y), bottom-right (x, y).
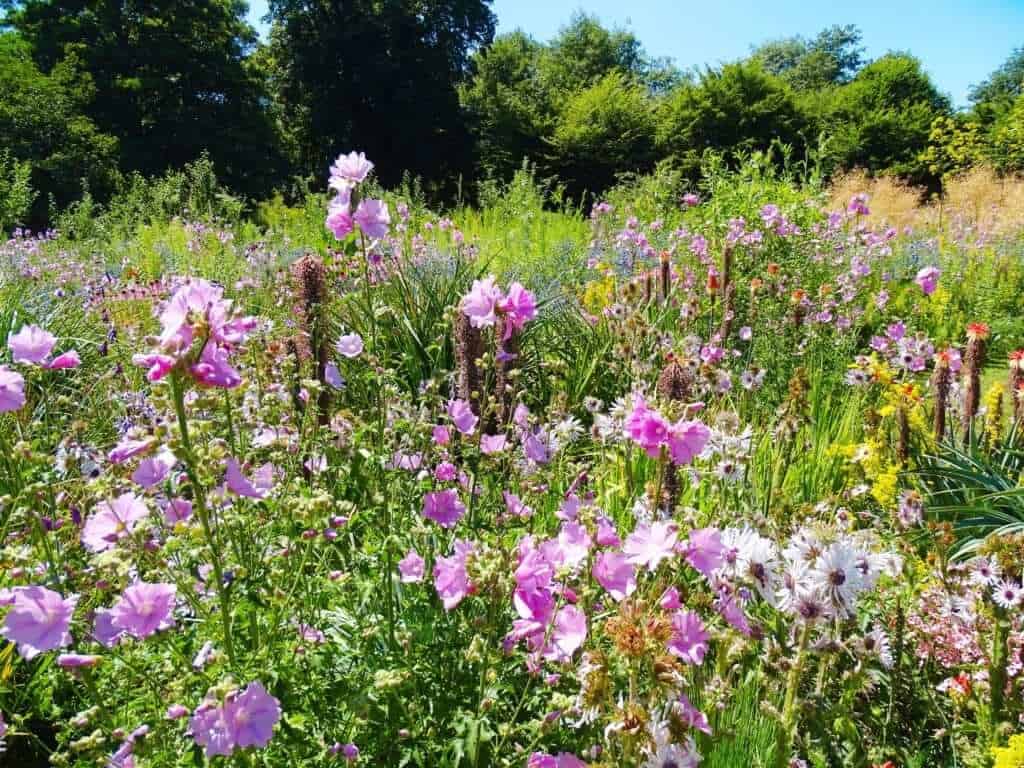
top-left (1, 1), bottom-right (1022, 226)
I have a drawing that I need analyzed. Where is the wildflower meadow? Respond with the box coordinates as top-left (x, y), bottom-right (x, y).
top-left (0, 143), bottom-right (1023, 768)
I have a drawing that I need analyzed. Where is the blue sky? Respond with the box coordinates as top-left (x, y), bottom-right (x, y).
top-left (246, 0), bottom-right (1024, 107)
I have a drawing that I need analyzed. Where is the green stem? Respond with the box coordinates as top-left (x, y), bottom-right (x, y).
top-left (775, 622), bottom-right (811, 768)
top-left (170, 374), bottom-right (237, 666)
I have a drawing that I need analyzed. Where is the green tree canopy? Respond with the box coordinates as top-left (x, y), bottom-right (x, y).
top-left (4, 0), bottom-right (283, 200)
top-left (819, 53), bottom-right (951, 183)
top-left (265, 0), bottom-right (496, 195)
top-left (752, 24), bottom-right (865, 91)
top-left (656, 61), bottom-right (808, 175)
top-left (0, 31), bottom-right (118, 224)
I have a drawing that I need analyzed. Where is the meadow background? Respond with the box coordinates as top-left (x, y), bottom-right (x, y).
top-left (1, 2), bottom-right (1024, 768)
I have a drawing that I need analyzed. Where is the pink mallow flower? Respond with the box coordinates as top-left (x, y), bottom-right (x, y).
top-left (329, 151), bottom-right (373, 191)
top-left (398, 550), bottom-right (425, 583)
top-left (0, 365), bottom-right (26, 412)
top-left (548, 605), bottom-right (587, 661)
top-left (915, 265), bottom-right (941, 296)
top-left (110, 582), bottom-right (177, 639)
top-left (225, 458), bottom-right (275, 499)
top-left (326, 192), bottom-right (354, 240)
top-left (354, 199), bottom-right (391, 240)
top-left (447, 398), bottom-right (478, 435)
top-left (81, 492), bottom-right (150, 553)
top-left (422, 489), bottom-right (466, 529)
top-left (667, 609), bottom-right (709, 664)
top-left (0, 586), bottom-right (78, 659)
top-left (336, 332), bottom-right (363, 358)
top-left (592, 550), bottom-right (636, 601)
top-left (434, 540), bottom-right (475, 610)
top-left (683, 527), bottom-right (725, 578)
top-left (7, 324), bottom-right (56, 364)
top-left (461, 276), bottom-right (504, 328)
top-left (499, 281), bottom-right (537, 339)
top-left (190, 681), bottom-right (281, 757)
top-left (623, 520), bottom-right (678, 572)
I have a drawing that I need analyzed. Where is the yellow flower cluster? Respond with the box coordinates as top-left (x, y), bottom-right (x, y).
top-left (984, 381), bottom-right (1007, 444)
top-left (992, 734), bottom-right (1024, 768)
top-left (581, 275), bottom-right (615, 314)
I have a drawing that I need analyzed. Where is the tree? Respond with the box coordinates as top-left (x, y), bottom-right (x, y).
top-left (656, 61), bottom-right (808, 175)
top-left (0, 31), bottom-right (118, 225)
top-left (821, 53), bottom-right (950, 183)
top-left (969, 47), bottom-right (1024, 124)
top-left (548, 72), bottom-right (656, 196)
top-left (460, 31), bottom-right (552, 182)
top-left (991, 93), bottom-right (1024, 172)
top-left (752, 25), bottom-right (865, 91)
top-left (265, 0), bottom-right (496, 196)
top-left (4, 0), bottom-right (283, 201)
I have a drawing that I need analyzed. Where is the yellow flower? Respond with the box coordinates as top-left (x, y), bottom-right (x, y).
top-left (992, 733), bottom-right (1024, 768)
top-left (871, 465), bottom-right (899, 508)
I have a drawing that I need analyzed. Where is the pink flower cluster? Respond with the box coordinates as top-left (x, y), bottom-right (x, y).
top-left (133, 278), bottom-right (257, 388)
top-left (325, 151), bottom-right (391, 241)
top-left (461, 276), bottom-right (537, 339)
top-left (189, 681), bottom-right (281, 757)
top-left (1, 323), bottom-right (81, 413)
top-left (624, 394), bottom-right (710, 465)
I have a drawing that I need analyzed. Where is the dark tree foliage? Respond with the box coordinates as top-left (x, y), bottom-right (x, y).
top-left (656, 61), bottom-right (808, 176)
top-left (820, 53), bottom-right (951, 184)
top-left (265, 0), bottom-right (496, 196)
top-left (3, 0), bottom-right (284, 200)
top-left (0, 31), bottom-right (119, 223)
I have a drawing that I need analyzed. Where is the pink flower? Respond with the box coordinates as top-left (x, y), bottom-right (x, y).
top-left (529, 752), bottom-right (588, 768)
top-left (623, 520), bottom-right (678, 572)
top-left (108, 437), bottom-right (155, 464)
top-left (480, 434), bottom-right (507, 454)
top-left (82, 493), bottom-right (150, 552)
top-left (683, 527), bottom-right (725, 578)
top-left (592, 550), bottom-right (636, 601)
top-left (166, 704), bottom-right (190, 720)
top-left (503, 491), bottom-right (533, 518)
top-left (666, 419), bottom-right (710, 466)
top-left (326, 195), bottom-right (354, 240)
top-left (91, 609), bottom-right (124, 648)
top-left (354, 198), bottom-right (391, 240)
top-left (47, 350), bottom-right (81, 370)
top-left (667, 609), bottom-right (709, 664)
top-left (336, 333), bottom-right (363, 358)
top-left (190, 681), bottom-right (281, 757)
top-left (432, 424), bottom-right (451, 445)
top-left (164, 498), bottom-right (193, 525)
top-left (329, 151), bottom-right (373, 191)
top-left (447, 398), bottom-right (478, 435)
top-left (915, 265), bottom-right (941, 296)
top-left (422, 489), bottom-right (466, 528)
top-left (716, 593), bottom-right (752, 636)
top-left (674, 692), bottom-right (711, 735)
top-left (0, 365), bottom-right (26, 412)
top-left (499, 282), bottom-right (537, 338)
top-left (660, 586), bottom-right (681, 611)
top-left (595, 515), bottom-right (621, 547)
top-left (131, 449), bottom-right (176, 489)
top-left (190, 344), bottom-right (242, 389)
top-left (0, 586), bottom-right (78, 659)
top-left (225, 458), bottom-right (274, 499)
top-left (398, 550), bottom-right (425, 583)
top-left (461, 276), bottom-right (504, 328)
top-left (110, 582), bottom-right (176, 639)
top-left (7, 324), bottom-right (56, 364)
top-left (555, 522), bottom-right (592, 569)
top-left (57, 653), bottom-right (100, 668)
top-left (132, 353), bottom-right (176, 382)
top-left (224, 681), bottom-right (281, 748)
top-left (624, 395), bottom-right (670, 458)
top-left (549, 605), bottom-right (587, 660)
top-left (434, 540), bottom-right (475, 610)
top-left (190, 701), bottom-right (235, 757)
